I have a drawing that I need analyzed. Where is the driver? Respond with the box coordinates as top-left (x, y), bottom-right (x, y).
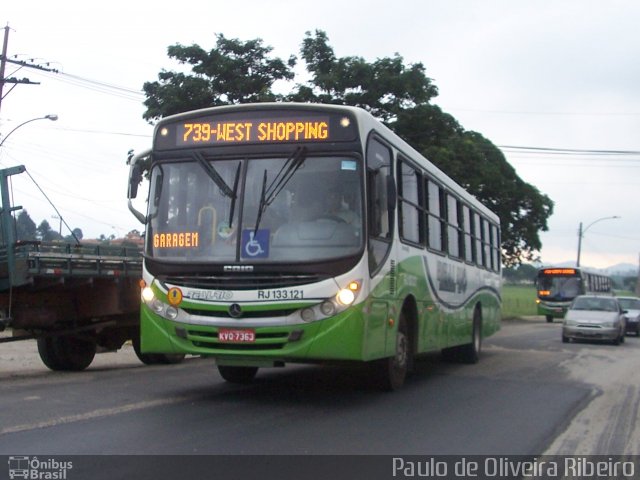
top-left (327, 188), bottom-right (358, 224)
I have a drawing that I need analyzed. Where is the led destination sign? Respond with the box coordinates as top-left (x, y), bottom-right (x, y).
top-left (155, 110), bottom-right (356, 149)
top-left (542, 268), bottom-right (577, 275)
top-left (181, 119), bottom-right (329, 144)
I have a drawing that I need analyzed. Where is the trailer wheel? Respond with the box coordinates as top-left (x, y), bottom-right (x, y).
top-left (37, 334), bottom-right (97, 371)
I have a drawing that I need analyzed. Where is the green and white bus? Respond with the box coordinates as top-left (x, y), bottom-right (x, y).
top-left (536, 267), bottom-right (612, 323)
top-left (127, 103), bottom-right (502, 390)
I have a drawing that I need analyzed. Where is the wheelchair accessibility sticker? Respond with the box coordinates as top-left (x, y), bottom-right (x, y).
top-left (241, 229), bottom-right (269, 258)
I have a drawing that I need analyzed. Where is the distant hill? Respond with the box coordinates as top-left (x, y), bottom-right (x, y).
top-left (605, 263), bottom-right (637, 276)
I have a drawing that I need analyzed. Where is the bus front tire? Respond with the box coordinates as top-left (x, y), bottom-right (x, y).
top-left (132, 336), bottom-right (186, 365)
top-left (374, 315), bottom-right (410, 391)
top-left (217, 365), bottom-right (259, 384)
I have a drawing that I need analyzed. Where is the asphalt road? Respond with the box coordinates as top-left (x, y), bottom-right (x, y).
top-left (0, 317), bottom-right (638, 476)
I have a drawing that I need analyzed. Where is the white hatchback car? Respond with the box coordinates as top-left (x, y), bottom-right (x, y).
top-left (562, 295), bottom-right (627, 345)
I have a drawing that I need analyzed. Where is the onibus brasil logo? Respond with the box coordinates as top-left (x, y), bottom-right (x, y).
top-left (8, 456), bottom-right (73, 479)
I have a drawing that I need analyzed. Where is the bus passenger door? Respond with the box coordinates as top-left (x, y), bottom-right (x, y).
top-left (364, 136), bottom-right (397, 359)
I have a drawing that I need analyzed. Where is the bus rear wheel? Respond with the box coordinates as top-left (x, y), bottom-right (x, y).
top-left (217, 365), bottom-right (259, 384)
top-left (442, 308), bottom-right (482, 364)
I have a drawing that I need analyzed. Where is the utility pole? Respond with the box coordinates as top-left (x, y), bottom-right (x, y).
top-left (0, 24), bottom-right (10, 116)
top-left (0, 24), bottom-right (58, 118)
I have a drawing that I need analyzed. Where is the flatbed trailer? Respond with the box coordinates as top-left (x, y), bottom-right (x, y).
top-left (0, 165), bottom-right (182, 370)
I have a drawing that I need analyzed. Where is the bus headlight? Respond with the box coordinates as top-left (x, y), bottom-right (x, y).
top-left (336, 280), bottom-right (360, 306)
top-left (142, 285), bottom-right (182, 322)
top-left (299, 280), bottom-right (361, 322)
top-left (166, 306), bottom-right (179, 320)
top-left (151, 299), bottom-right (165, 314)
top-left (300, 308), bottom-right (316, 322)
top-left (336, 288), bottom-right (355, 306)
top-left (320, 301), bottom-right (336, 316)
top-left (142, 286), bottom-right (155, 303)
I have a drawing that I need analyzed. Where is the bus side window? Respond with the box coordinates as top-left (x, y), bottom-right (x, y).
top-left (426, 179), bottom-right (443, 251)
top-left (446, 193), bottom-right (460, 258)
top-left (397, 158), bottom-right (423, 245)
top-left (463, 205), bottom-right (473, 263)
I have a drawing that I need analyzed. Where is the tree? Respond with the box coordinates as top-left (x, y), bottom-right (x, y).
top-left (290, 30), bottom-right (438, 123)
top-left (37, 220), bottom-right (63, 242)
top-left (503, 264), bottom-right (538, 284)
top-left (291, 31), bottom-right (553, 265)
top-left (142, 34), bottom-right (296, 122)
top-left (140, 30), bottom-right (554, 265)
top-left (64, 228), bottom-right (83, 243)
top-left (15, 210), bottom-right (37, 241)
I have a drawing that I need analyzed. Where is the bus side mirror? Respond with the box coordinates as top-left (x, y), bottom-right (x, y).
top-left (128, 164), bottom-right (142, 200)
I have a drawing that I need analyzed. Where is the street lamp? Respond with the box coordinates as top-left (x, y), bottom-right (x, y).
top-left (0, 114), bottom-right (58, 147)
top-left (576, 215), bottom-right (620, 267)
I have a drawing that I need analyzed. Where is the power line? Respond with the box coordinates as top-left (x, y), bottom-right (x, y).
top-left (447, 106), bottom-right (640, 117)
top-left (499, 145), bottom-right (640, 156)
top-left (34, 69), bottom-right (144, 102)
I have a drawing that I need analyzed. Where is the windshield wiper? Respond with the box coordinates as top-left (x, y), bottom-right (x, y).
top-left (227, 162), bottom-right (242, 229)
top-left (253, 146), bottom-right (307, 234)
top-left (193, 151), bottom-right (235, 198)
top-left (193, 151), bottom-right (242, 229)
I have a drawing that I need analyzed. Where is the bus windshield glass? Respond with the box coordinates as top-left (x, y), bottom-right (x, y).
top-left (146, 154), bottom-right (363, 263)
top-left (537, 274), bottom-right (581, 301)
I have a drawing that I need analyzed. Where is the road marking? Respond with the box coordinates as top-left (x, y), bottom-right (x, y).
top-left (0, 395), bottom-right (192, 435)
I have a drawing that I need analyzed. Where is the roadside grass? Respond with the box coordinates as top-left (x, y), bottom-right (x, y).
top-left (501, 284), bottom-right (537, 319)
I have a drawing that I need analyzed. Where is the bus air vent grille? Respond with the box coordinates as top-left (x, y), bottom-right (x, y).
top-left (163, 274), bottom-right (325, 290)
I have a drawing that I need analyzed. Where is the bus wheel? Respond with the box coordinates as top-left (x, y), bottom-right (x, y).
top-left (132, 335), bottom-right (185, 365)
top-left (459, 310), bottom-right (482, 364)
top-left (442, 309), bottom-right (481, 364)
top-left (546, 315), bottom-right (554, 323)
top-left (156, 353), bottom-right (186, 364)
top-left (37, 334), bottom-right (97, 371)
top-left (375, 314), bottom-right (410, 391)
top-left (217, 365), bottom-right (259, 384)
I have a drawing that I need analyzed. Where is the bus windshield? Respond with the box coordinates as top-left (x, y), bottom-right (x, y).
top-left (146, 154), bottom-right (363, 263)
top-left (538, 275), bottom-right (581, 301)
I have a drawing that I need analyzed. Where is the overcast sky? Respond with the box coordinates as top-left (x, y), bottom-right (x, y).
top-left (1, 0), bottom-right (639, 270)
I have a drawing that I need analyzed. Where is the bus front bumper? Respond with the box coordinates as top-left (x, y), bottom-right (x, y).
top-left (139, 303), bottom-right (374, 365)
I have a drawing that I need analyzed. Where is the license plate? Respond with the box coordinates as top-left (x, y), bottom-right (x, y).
top-left (218, 328), bottom-right (256, 343)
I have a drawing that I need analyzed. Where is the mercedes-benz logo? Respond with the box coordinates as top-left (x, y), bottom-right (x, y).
top-left (228, 303), bottom-right (243, 318)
